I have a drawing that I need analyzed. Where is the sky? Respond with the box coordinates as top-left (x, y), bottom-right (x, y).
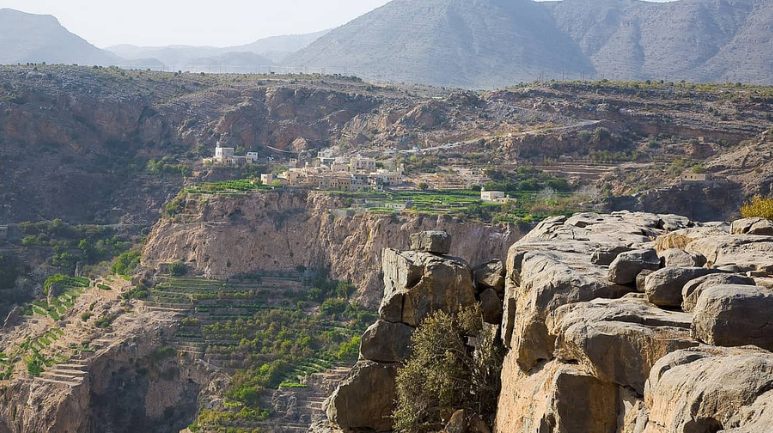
top-left (0, 0), bottom-right (676, 48)
top-left (0, 0), bottom-right (393, 47)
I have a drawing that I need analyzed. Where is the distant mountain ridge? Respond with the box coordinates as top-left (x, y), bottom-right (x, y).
top-left (0, 8), bottom-right (119, 66)
top-left (107, 30), bottom-right (330, 68)
top-left (285, 0), bottom-right (773, 88)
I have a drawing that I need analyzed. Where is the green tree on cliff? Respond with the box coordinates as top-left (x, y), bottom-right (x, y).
top-left (393, 305), bottom-right (504, 432)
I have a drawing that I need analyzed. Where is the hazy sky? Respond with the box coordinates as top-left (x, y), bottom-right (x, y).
top-left (0, 0), bottom-right (393, 47)
top-left (1, 0), bottom-right (676, 48)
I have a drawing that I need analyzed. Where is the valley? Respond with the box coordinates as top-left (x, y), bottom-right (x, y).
top-left (0, 65), bottom-right (772, 432)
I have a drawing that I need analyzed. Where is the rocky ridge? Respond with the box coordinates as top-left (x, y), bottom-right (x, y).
top-left (315, 211), bottom-right (773, 432)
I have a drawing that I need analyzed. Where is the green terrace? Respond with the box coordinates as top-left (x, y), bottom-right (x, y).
top-left (144, 275), bottom-right (372, 431)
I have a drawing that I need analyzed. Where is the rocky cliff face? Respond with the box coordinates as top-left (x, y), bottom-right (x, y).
top-left (496, 212), bottom-right (773, 432)
top-left (315, 211), bottom-right (773, 432)
top-left (141, 190), bottom-right (519, 307)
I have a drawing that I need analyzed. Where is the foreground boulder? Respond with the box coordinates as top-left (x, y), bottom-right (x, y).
top-left (644, 267), bottom-right (719, 307)
top-left (409, 230), bottom-right (452, 254)
top-left (380, 249), bottom-right (476, 326)
top-left (548, 295), bottom-right (695, 394)
top-left (359, 320), bottom-right (413, 363)
top-left (608, 249), bottom-right (661, 285)
top-left (691, 284), bottom-right (773, 350)
top-left (324, 361), bottom-right (398, 432)
top-left (473, 259), bottom-right (505, 293)
top-left (645, 346), bottom-right (773, 432)
top-left (658, 248), bottom-right (706, 268)
top-left (681, 273), bottom-right (756, 312)
top-left (731, 217), bottom-right (773, 236)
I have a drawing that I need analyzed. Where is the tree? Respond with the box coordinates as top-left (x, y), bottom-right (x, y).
top-left (741, 196), bottom-right (773, 220)
top-left (393, 305), bottom-right (504, 432)
top-left (418, 182), bottom-right (429, 190)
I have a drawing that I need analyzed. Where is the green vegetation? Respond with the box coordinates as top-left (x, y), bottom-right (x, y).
top-left (741, 196), bottom-right (773, 220)
top-left (393, 306), bottom-right (504, 432)
top-left (150, 273), bottom-right (373, 431)
top-left (111, 250), bottom-right (141, 277)
top-left (16, 219), bottom-right (141, 273)
top-left (185, 179), bottom-right (272, 195)
top-left (146, 157), bottom-right (192, 177)
top-left (43, 274), bottom-right (89, 295)
top-left (169, 261), bottom-right (188, 277)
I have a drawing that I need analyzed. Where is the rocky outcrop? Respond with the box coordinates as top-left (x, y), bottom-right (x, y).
top-left (322, 232), bottom-right (501, 432)
top-left (731, 217), bottom-right (773, 236)
top-left (608, 249), bottom-right (661, 285)
top-left (495, 211), bottom-right (773, 433)
top-left (142, 190), bottom-right (518, 307)
top-left (691, 284), bottom-right (773, 351)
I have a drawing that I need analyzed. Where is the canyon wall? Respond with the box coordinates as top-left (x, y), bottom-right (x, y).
top-left (141, 190), bottom-right (520, 307)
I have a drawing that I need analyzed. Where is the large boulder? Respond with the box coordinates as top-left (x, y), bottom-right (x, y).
top-left (479, 289), bottom-right (503, 325)
top-left (590, 245), bottom-right (633, 266)
top-left (607, 249), bottom-right (661, 285)
top-left (686, 234), bottom-right (773, 274)
top-left (325, 361), bottom-right (399, 432)
top-left (409, 231), bottom-right (451, 255)
top-left (644, 267), bottom-right (719, 307)
top-left (731, 217), bottom-right (773, 236)
top-left (472, 260), bottom-right (505, 293)
top-left (691, 284), bottom-right (773, 350)
top-left (548, 295), bottom-right (695, 394)
top-left (681, 274), bottom-right (756, 312)
top-left (645, 346), bottom-right (773, 432)
top-left (658, 248), bottom-right (706, 268)
top-left (379, 249), bottom-right (476, 326)
top-left (495, 359), bottom-right (619, 433)
top-left (359, 320), bottom-right (414, 363)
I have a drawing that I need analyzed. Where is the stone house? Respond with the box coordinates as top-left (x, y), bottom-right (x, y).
top-left (481, 189), bottom-right (506, 202)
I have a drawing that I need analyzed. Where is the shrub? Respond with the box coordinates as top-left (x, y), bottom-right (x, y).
top-left (740, 196), bottom-right (773, 220)
top-left (169, 261), bottom-right (188, 277)
top-left (392, 305), bottom-right (504, 432)
top-left (111, 250), bottom-right (141, 277)
top-left (81, 312), bottom-right (92, 321)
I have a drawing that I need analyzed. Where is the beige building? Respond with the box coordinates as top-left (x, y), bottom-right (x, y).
top-left (351, 156), bottom-right (377, 173)
top-left (261, 174), bottom-right (274, 185)
top-left (681, 172), bottom-right (713, 182)
top-left (481, 189), bottom-right (506, 202)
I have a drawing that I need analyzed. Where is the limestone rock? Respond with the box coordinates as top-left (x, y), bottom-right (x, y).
top-left (549, 296), bottom-right (695, 394)
top-left (644, 267), bottom-right (719, 307)
top-left (479, 289), bottom-right (503, 325)
top-left (658, 248), bottom-right (706, 268)
top-left (494, 359), bottom-right (619, 433)
top-left (731, 217), bottom-right (773, 236)
top-left (472, 260), bottom-right (505, 293)
top-left (590, 245), bottom-right (633, 266)
top-left (691, 284), bottom-right (773, 350)
top-left (636, 269), bottom-right (654, 293)
top-left (445, 409), bottom-right (467, 433)
top-left (657, 214), bottom-right (693, 231)
top-left (681, 274), bottom-right (755, 312)
top-left (325, 361), bottom-right (398, 432)
top-left (359, 320), bottom-right (413, 363)
top-left (686, 234), bottom-right (773, 274)
top-left (380, 248), bottom-right (476, 326)
top-left (645, 346), bottom-right (773, 432)
top-left (410, 230), bottom-right (452, 254)
top-left (608, 249), bottom-right (661, 285)
top-left (3, 306), bottom-right (21, 329)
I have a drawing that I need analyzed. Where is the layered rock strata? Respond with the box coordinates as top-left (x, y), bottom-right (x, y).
top-left (496, 211), bottom-right (773, 432)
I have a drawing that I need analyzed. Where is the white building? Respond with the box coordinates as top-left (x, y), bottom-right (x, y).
top-left (481, 188), bottom-right (506, 202)
top-left (246, 152), bottom-right (259, 162)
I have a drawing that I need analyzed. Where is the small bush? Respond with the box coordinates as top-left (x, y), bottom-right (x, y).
top-left (741, 196), bottom-right (773, 220)
top-left (97, 284), bottom-right (112, 291)
top-left (169, 261), bottom-right (188, 277)
top-left (81, 312), bottom-right (92, 322)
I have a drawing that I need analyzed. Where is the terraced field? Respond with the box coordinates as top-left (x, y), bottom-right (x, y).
top-left (146, 274), bottom-right (371, 432)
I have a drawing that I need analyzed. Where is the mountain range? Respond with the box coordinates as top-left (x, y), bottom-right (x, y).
top-left (3, 0), bottom-right (773, 88)
top-left (287, 0), bottom-right (773, 87)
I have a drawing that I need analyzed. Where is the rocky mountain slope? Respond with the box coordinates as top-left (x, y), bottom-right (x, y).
top-left (287, 0), bottom-right (773, 88)
top-left (0, 9), bottom-right (120, 66)
top-left (314, 211), bottom-right (773, 432)
top-left (141, 189), bottom-right (519, 307)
